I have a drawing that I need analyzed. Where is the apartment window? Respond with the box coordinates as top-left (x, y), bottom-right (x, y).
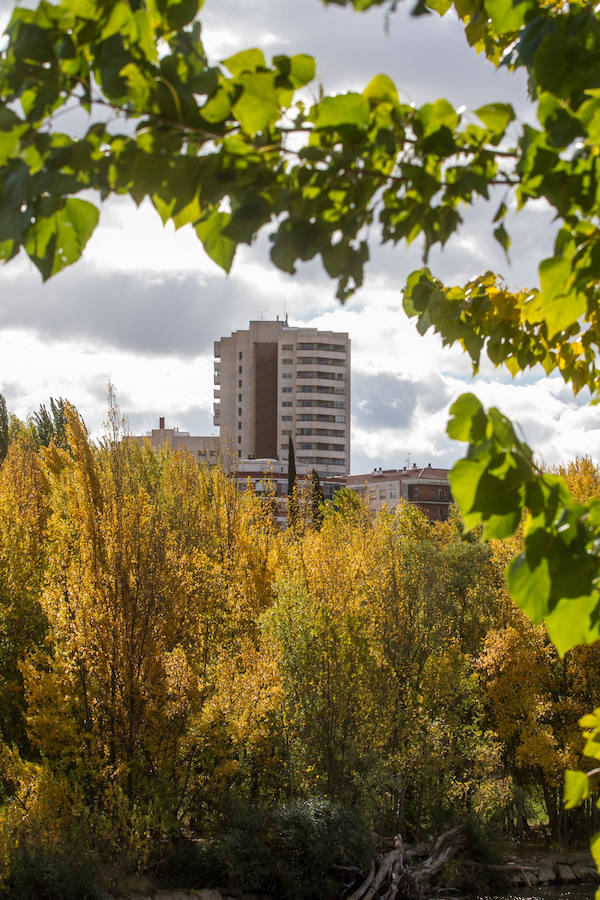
top-left (239, 351), bottom-right (243, 359)
top-left (238, 379), bottom-right (242, 388)
top-left (282, 372), bottom-right (293, 379)
top-left (282, 358), bottom-right (293, 365)
top-left (282, 401), bottom-right (293, 407)
top-left (238, 450), bottom-right (241, 458)
top-left (238, 394), bottom-right (242, 402)
top-left (334, 416), bottom-right (346, 423)
top-left (334, 387), bottom-right (345, 394)
top-left (282, 415), bottom-right (292, 421)
top-left (282, 344), bottom-right (293, 350)
top-left (282, 429), bottom-right (292, 436)
top-left (379, 491), bottom-right (386, 499)
top-left (238, 422), bottom-right (242, 430)
top-left (238, 365), bottom-right (242, 374)
top-left (282, 387), bottom-right (292, 393)
top-left (390, 490), bottom-right (397, 499)
top-left (238, 436), bottom-right (241, 444)
top-left (238, 407), bottom-right (242, 415)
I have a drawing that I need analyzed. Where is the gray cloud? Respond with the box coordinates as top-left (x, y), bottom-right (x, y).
top-left (0, 263), bottom-right (329, 358)
top-left (352, 371), bottom-right (418, 429)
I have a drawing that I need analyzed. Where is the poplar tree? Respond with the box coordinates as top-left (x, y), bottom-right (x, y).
top-left (287, 436), bottom-right (298, 529)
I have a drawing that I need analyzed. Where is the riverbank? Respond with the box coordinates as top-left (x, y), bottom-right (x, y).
top-left (102, 831), bottom-right (600, 900)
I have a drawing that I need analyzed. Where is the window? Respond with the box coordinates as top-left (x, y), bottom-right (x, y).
top-left (390, 490), bottom-right (397, 499)
top-left (282, 372), bottom-right (293, 379)
top-left (282, 401), bottom-right (293, 407)
top-left (238, 407), bottom-right (242, 415)
top-left (238, 365), bottom-right (242, 374)
top-left (282, 429), bottom-right (291, 436)
top-left (239, 351), bottom-right (243, 359)
top-left (282, 344), bottom-right (293, 350)
top-left (238, 450), bottom-right (241, 458)
top-left (238, 394), bottom-right (242, 402)
top-left (334, 387), bottom-right (345, 394)
top-left (282, 387), bottom-right (292, 393)
top-left (238, 379), bottom-right (242, 388)
top-left (379, 491), bottom-right (386, 499)
top-left (282, 415), bottom-right (292, 421)
top-left (238, 436), bottom-right (241, 444)
top-left (282, 358), bottom-right (293, 364)
top-left (238, 422), bottom-right (242, 430)
top-left (334, 415), bottom-right (346, 423)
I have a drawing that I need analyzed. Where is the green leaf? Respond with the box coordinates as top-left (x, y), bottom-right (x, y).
top-left (24, 198), bottom-right (99, 280)
top-left (426, 0), bottom-right (452, 13)
top-left (362, 74), bottom-right (400, 106)
top-left (485, 0), bottom-right (533, 33)
top-left (232, 72), bottom-right (279, 135)
top-left (448, 458), bottom-right (488, 519)
top-left (564, 770), bottom-right (590, 810)
top-left (202, 88), bottom-right (231, 123)
top-left (101, 1), bottom-right (133, 40)
top-left (314, 93), bottom-right (370, 128)
top-left (273, 54), bottom-right (316, 89)
top-left (224, 48), bottom-right (266, 76)
top-left (419, 98), bottom-right (459, 137)
top-left (493, 223), bottom-right (510, 255)
top-left (195, 210), bottom-right (236, 272)
top-left (526, 256), bottom-right (587, 337)
top-left (545, 594), bottom-right (600, 655)
top-left (475, 102), bottom-right (515, 134)
top-left (447, 392), bottom-right (487, 442)
top-left (507, 552), bottom-right (551, 625)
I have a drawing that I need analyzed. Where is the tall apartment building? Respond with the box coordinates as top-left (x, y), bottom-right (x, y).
top-left (214, 319), bottom-right (350, 475)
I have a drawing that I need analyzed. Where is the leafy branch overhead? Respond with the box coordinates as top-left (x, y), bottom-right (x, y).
top-left (0, 0), bottom-right (598, 318)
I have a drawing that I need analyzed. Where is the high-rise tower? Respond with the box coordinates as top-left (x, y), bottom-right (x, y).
top-left (214, 320), bottom-right (350, 475)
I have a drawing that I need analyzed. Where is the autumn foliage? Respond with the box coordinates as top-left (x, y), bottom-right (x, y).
top-left (0, 405), bottom-right (599, 894)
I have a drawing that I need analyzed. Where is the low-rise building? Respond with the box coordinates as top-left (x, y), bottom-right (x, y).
top-left (130, 417), bottom-right (221, 465)
top-left (346, 463), bottom-right (451, 522)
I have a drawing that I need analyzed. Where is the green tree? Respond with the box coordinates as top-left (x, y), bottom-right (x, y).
top-left (30, 397), bottom-right (68, 449)
top-left (310, 469), bottom-right (325, 531)
top-left (287, 436), bottom-right (298, 529)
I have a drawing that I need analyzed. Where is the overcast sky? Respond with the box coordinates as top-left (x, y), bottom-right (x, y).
top-left (1, 0), bottom-right (595, 474)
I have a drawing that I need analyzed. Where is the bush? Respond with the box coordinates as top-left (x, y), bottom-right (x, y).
top-left (157, 799), bottom-right (372, 899)
top-left (1, 842), bottom-right (99, 900)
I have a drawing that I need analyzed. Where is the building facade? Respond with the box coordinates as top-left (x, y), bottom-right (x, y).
top-left (130, 417), bottom-right (221, 464)
top-left (346, 464), bottom-right (452, 522)
top-left (214, 319), bottom-right (350, 476)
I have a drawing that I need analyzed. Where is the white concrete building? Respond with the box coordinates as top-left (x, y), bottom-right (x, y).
top-left (214, 319), bottom-right (350, 476)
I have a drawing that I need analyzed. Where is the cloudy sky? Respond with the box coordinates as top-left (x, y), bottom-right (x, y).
top-left (0, 0), bottom-right (595, 473)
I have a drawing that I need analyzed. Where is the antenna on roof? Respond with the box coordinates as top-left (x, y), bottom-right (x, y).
top-left (259, 307), bottom-right (265, 320)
